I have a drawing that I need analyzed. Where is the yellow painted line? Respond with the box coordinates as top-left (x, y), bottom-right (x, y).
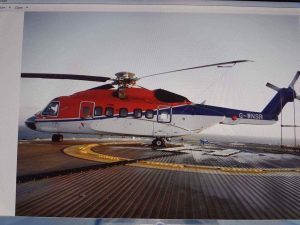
top-left (63, 142), bottom-right (300, 174)
top-left (129, 161), bottom-right (300, 174)
top-left (64, 143), bottom-right (130, 163)
top-left (128, 161), bottom-right (266, 174)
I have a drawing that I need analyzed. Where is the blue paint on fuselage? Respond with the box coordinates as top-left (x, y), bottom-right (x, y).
top-left (186, 104), bottom-right (276, 121)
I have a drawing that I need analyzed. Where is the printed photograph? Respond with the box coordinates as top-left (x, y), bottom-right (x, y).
top-left (16, 11), bottom-right (300, 218)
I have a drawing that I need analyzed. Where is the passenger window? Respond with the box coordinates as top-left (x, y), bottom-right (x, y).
top-left (119, 108), bottom-right (128, 117)
top-left (145, 109), bottom-right (154, 119)
top-left (105, 107), bottom-right (114, 117)
top-left (133, 108), bottom-right (142, 118)
top-left (158, 108), bottom-right (171, 123)
top-left (94, 106), bottom-right (102, 116)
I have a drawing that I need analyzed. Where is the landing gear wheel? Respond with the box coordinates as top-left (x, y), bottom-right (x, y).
top-left (52, 134), bottom-right (63, 142)
top-left (156, 139), bottom-right (162, 146)
top-left (152, 138), bottom-right (166, 150)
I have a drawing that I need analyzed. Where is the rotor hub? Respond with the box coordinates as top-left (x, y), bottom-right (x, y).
top-left (115, 71), bottom-right (135, 79)
top-left (114, 72), bottom-right (137, 87)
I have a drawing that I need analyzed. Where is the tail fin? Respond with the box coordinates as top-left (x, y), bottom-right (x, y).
top-left (262, 71), bottom-right (300, 117)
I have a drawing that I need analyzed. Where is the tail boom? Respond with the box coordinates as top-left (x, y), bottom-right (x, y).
top-left (200, 105), bottom-right (278, 125)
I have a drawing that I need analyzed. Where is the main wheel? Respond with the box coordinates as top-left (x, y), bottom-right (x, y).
top-left (152, 138), bottom-right (166, 149)
top-left (52, 134), bottom-right (63, 142)
top-left (156, 139), bottom-right (162, 146)
top-left (58, 134), bottom-right (63, 142)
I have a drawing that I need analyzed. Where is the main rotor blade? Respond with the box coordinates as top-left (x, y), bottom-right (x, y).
top-left (138, 60), bottom-right (252, 80)
top-left (21, 73), bottom-right (112, 82)
top-left (136, 84), bottom-right (150, 90)
top-left (289, 71), bottom-right (300, 89)
top-left (88, 83), bottom-right (115, 90)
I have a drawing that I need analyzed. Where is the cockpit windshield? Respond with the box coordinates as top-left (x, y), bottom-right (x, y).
top-left (42, 101), bottom-right (59, 116)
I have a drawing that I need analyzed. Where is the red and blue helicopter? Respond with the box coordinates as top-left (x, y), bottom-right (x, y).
top-left (22, 60), bottom-right (300, 148)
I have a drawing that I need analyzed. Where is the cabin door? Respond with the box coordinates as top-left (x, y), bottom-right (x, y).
top-left (79, 101), bottom-right (95, 119)
top-left (153, 106), bottom-right (173, 137)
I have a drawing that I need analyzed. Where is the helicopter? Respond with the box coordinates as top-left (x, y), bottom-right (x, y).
top-left (22, 60), bottom-right (300, 148)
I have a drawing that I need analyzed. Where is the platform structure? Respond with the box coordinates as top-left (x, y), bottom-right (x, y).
top-left (16, 140), bottom-right (300, 219)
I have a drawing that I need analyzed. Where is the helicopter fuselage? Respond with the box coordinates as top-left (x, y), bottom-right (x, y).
top-left (25, 87), bottom-right (280, 138)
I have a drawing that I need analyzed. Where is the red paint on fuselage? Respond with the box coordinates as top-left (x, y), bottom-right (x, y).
top-left (35, 88), bottom-right (192, 120)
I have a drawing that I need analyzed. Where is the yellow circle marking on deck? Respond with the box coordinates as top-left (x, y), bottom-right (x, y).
top-left (64, 143), bottom-right (130, 163)
top-left (63, 143), bottom-right (300, 174)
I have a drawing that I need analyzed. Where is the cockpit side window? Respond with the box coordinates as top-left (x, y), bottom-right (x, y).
top-left (42, 102), bottom-right (59, 116)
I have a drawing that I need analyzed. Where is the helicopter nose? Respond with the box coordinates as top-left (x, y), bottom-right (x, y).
top-left (25, 116), bottom-right (37, 130)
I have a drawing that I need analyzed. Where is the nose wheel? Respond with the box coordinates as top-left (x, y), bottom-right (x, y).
top-left (52, 134), bottom-right (63, 142)
top-left (152, 138), bottom-right (167, 150)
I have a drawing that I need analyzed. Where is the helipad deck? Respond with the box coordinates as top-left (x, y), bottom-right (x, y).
top-left (16, 140), bottom-right (300, 219)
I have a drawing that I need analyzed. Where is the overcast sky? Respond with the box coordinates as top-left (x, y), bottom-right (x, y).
top-left (20, 11), bottom-right (300, 140)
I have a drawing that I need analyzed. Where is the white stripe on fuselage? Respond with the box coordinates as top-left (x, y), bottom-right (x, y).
top-left (35, 114), bottom-right (226, 137)
top-left (221, 117), bottom-right (276, 125)
top-left (34, 108), bottom-right (277, 137)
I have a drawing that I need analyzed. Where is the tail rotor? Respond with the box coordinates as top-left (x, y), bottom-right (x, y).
top-left (266, 82), bottom-right (281, 92)
top-left (265, 71), bottom-right (300, 147)
top-left (289, 71), bottom-right (300, 100)
top-left (289, 72), bottom-right (300, 89)
top-left (266, 71), bottom-right (300, 100)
